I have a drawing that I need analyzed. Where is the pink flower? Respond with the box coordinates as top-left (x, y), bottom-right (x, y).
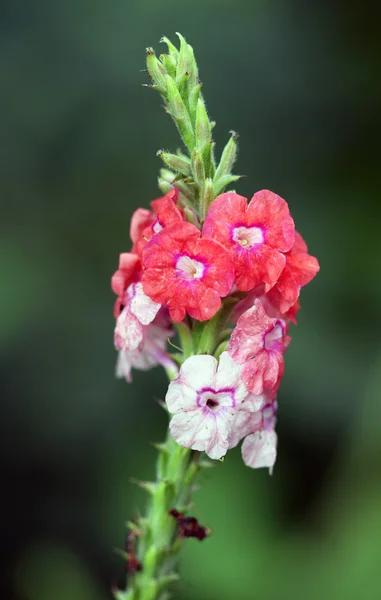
top-left (229, 299), bottom-right (291, 395)
top-left (202, 190), bottom-right (295, 292)
top-left (241, 401), bottom-right (277, 472)
top-left (114, 282), bottom-right (161, 352)
top-left (166, 352), bottom-right (264, 459)
top-left (116, 310), bottom-right (177, 383)
top-left (141, 222), bottom-right (234, 322)
top-left (111, 253), bottom-right (141, 318)
top-left (266, 230), bottom-right (320, 314)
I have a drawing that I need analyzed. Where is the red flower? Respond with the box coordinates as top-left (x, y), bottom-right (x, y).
top-left (111, 253), bottom-right (140, 318)
top-left (130, 208), bottom-right (155, 256)
top-left (141, 222), bottom-right (234, 322)
top-left (266, 231), bottom-right (320, 315)
top-left (202, 190), bottom-right (295, 292)
top-left (130, 189), bottom-right (183, 257)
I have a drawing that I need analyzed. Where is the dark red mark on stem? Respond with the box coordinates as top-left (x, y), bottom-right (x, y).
top-left (125, 531), bottom-right (142, 574)
top-left (169, 509), bottom-right (210, 541)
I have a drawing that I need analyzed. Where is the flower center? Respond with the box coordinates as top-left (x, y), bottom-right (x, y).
top-left (206, 398), bottom-right (219, 409)
top-left (264, 321), bottom-right (284, 351)
top-left (198, 387), bottom-right (236, 411)
top-left (232, 226), bottom-right (264, 249)
top-left (175, 255), bottom-right (205, 281)
top-left (152, 219), bottom-right (163, 234)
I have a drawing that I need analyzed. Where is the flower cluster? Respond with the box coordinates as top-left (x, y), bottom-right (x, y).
top-left (111, 187), bottom-right (319, 470)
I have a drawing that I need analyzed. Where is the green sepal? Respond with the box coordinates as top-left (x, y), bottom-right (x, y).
top-left (160, 53), bottom-right (177, 79)
top-left (127, 520), bottom-right (143, 534)
top-left (174, 321), bottom-right (194, 358)
top-left (184, 461), bottom-right (200, 487)
top-left (200, 177), bottom-right (214, 218)
top-left (138, 481), bottom-right (158, 496)
top-left (182, 206), bottom-right (200, 227)
top-left (191, 147), bottom-right (205, 184)
top-left (157, 573), bottom-right (180, 589)
top-left (152, 442), bottom-right (170, 455)
top-left (214, 340), bottom-right (229, 360)
top-left (168, 352), bottom-right (184, 366)
top-left (175, 33), bottom-right (198, 94)
top-left (214, 131), bottom-right (238, 181)
top-left (160, 36), bottom-right (180, 61)
top-left (158, 150), bottom-right (192, 176)
top-left (158, 179), bottom-right (173, 195)
top-left (165, 76), bottom-right (194, 152)
top-left (195, 99), bottom-right (211, 150)
top-left (213, 174), bottom-right (242, 197)
top-left (114, 548), bottom-right (129, 562)
top-left (189, 83), bottom-right (203, 125)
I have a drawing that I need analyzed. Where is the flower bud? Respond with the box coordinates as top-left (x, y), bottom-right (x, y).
top-left (175, 33), bottom-right (198, 92)
top-left (146, 48), bottom-right (167, 93)
top-left (195, 98), bottom-right (211, 149)
top-left (200, 177), bottom-right (214, 217)
top-left (160, 53), bottom-right (177, 78)
top-left (191, 147), bottom-right (205, 184)
top-left (189, 82), bottom-right (203, 124)
top-left (158, 150), bottom-right (192, 176)
top-left (166, 76), bottom-right (195, 151)
top-left (214, 131), bottom-right (238, 180)
top-left (160, 36), bottom-right (179, 61)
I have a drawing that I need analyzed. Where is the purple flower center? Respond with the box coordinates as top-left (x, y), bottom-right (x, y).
top-left (232, 225), bottom-right (264, 249)
top-left (176, 255), bottom-right (205, 281)
top-left (197, 387), bottom-right (236, 411)
top-left (206, 398), bottom-right (219, 409)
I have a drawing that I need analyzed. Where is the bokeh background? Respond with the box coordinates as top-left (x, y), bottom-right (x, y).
top-left (2, 0), bottom-right (381, 599)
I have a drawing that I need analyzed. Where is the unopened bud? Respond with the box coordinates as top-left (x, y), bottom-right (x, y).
top-left (175, 33), bottom-right (198, 91)
top-left (189, 82), bottom-right (203, 124)
top-left (214, 131), bottom-right (238, 182)
top-left (200, 177), bottom-right (214, 217)
top-left (166, 76), bottom-right (195, 151)
top-left (146, 48), bottom-right (167, 92)
top-left (158, 150), bottom-right (191, 176)
top-left (195, 99), bottom-right (211, 149)
top-left (160, 53), bottom-right (177, 79)
top-left (160, 36), bottom-right (179, 61)
top-left (191, 147), bottom-right (205, 184)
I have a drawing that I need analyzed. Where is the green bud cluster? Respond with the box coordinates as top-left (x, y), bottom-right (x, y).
top-left (146, 34), bottom-right (241, 217)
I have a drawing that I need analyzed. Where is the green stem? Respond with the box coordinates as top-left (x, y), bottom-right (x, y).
top-left (116, 423), bottom-right (201, 600)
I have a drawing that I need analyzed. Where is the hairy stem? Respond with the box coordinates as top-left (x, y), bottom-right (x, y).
top-left (115, 425), bottom-right (201, 600)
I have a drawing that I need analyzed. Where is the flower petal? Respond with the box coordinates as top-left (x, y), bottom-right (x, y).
top-left (242, 430), bottom-right (277, 471)
top-left (178, 354), bottom-right (217, 390)
top-left (129, 282), bottom-right (161, 325)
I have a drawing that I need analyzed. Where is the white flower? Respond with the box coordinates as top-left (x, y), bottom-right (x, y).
top-left (116, 312), bottom-right (176, 383)
top-left (241, 402), bottom-right (278, 473)
top-left (242, 430), bottom-right (277, 473)
top-left (166, 352), bottom-right (264, 460)
top-left (114, 282), bottom-right (161, 352)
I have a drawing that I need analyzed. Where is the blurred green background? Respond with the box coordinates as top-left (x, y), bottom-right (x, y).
top-left (2, 0), bottom-right (381, 599)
